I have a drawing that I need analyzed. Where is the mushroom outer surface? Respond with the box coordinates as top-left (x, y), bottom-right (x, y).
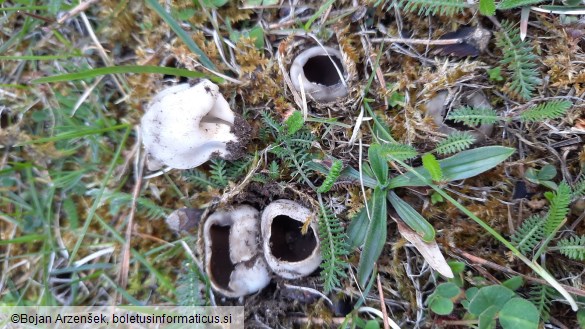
top-left (289, 46), bottom-right (348, 103)
top-left (141, 80), bottom-right (237, 170)
top-left (203, 205), bottom-right (270, 298)
top-left (261, 199), bottom-right (322, 279)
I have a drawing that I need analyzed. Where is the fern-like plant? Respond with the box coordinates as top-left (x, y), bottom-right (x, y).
top-left (399, 0), bottom-right (468, 16)
top-left (317, 199), bottom-right (349, 293)
top-left (543, 182), bottom-right (571, 235)
top-left (183, 158), bottom-right (252, 189)
top-left (511, 215), bottom-right (546, 255)
top-left (262, 112), bottom-right (315, 182)
top-left (556, 235), bottom-right (585, 261)
top-left (378, 143), bottom-right (418, 161)
top-left (446, 107), bottom-right (499, 127)
top-left (519, 100), bottom-right (572, 122)
top-left (495, 20), bottom-right (542, 100)
top-left (572, 176), bottom-right (585, 199)
top-left (177, 261), bottom-right (205, 306)
top-left (529, 283), bottom-right (555, 321)
top-left (317, 159), bottom-right (343, 193)
top-left (422, 153), bottom-right (443, 182)
top-left (433, 131), bottom-right (476, 155)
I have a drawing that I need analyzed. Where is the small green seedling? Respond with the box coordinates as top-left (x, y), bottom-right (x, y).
top-left (525, 164), bottom-right (557, 190)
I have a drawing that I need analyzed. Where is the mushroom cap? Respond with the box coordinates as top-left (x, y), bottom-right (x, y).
top-left (261, 199), bottom-right (322, 279)
top-left (141, 80), bottom-right (237, 169)
top-left (203, 205), bottom-right (271, 298)
top-left (290, 46), bottom-right (348, 103)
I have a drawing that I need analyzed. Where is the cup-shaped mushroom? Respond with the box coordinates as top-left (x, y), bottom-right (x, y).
top-left (425, 90), bottom-right (494, 142)
top-left (203, 205), bottom-right (271, 298)
top-left (261, 199), bottom-right (321, 279)
top-left (289, 46), bottom-right (348, 103)
top-left (141, 80), bottom-right (239, 170)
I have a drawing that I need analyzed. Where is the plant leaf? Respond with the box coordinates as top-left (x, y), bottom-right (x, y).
top-left (479, 0), bottom-right (496, 15)
top-left (389, 146), bottom-right (515, 188)
top-left (380, 143), bottom-right (419, 161)
top-left (32, 65), bottom-right (220, 84)
top-left (357, 186), bottom-right (387, 287)
top-left (285, 110), bottom-right (304, 135)
top-left (347, 206), bottom-right (369, 248)
top-left (499, 298), bottom-right (540, 329)
top-left (498, 0), bottom-right (544, 10)
top-left (369, 144), bottom-right (389, 186)
top-left (422, 153), bottom-right (443, 182)
top-left (519, 100), bottom-right (572, 122)
top-left (394, 219), bottom-right (453, 278)
top-left (145, 0), bottom-right (217, 71)
top-left (388, 191), bottom-right (435, 242)
top-left (468, 285), bottom-right (515, 316)
top-left (478, 305), bottom-right (498, 329)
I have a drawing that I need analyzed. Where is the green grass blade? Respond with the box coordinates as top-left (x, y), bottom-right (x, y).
top-left (15, 124), bottom-right (130, 146)
top-left (145, 0), bottom-right (217, 71)
top-left (68, 126), bottom-right (131, 265)
top-left (357, 186), bottom-right (387, 287)
top-left (304, 0), bottom-right (335, 30)
top-left (32, 65), bottom-right (222, 84)
top-left (388, 191), bottom-right (435, 242)
top-left (389, 146), bottom-right (515, 188)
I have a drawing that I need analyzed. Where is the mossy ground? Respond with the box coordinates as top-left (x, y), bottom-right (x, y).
top-left (1, 1), bottom-right (584, 328)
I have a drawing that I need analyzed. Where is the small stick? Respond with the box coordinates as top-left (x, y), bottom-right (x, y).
top-left (370, 37), bottom-right (464, 46)
top-left (377, 274), bottom-right (390, 329)
top-left (56, 0), bottom-right (101, 25)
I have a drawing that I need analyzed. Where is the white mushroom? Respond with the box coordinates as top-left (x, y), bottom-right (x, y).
top-left (203, 205), bottom-right (271, 298)
top-left (289, 46), bottom-right (348, 103)
top-left (261, 199), bottom-right (321, 279)
top-left (141, 80), bottom-right (239, 170)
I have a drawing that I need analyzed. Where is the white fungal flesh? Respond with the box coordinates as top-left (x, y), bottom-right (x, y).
top-left (141, 80), bottom-right (237, 169)
top-left (203, 205), bottom-right (271, 298)
top-left (289, 46), bottom-right (348, 103)
top-left (261, 199), bottom-right (322, 279)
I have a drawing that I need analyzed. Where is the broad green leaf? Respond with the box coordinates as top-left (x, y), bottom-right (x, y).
top-left (499, 298), bottom-right (539, 329)
top-left (429, 297), bottom-right (454, 315)
top-left (448, 261), bottom-right (466, 274)
top-left (502, 276), bottom-right (523, 291)
top-left (388, 191), bottom-right (435, 242)
top-left (422, 153), bottom-right (443, 182)
top-left (436, 282), bottom-right (461, 298)
top-left (248, 25), bottom-right (265, 50)
top-left (466, 287), bottom-right (479, 300)
top-left (364, 320), bottom-right (381, 329)
top-left (357, 186), bottom-right (387, 287)
top-left (479, 0), bottom-right (496, 15)
top-left (347, 206), bottom-right (369, 248)
top-left (538, 164), bottom-right (557, 180)
top-left (388, 146), bottom-right (515, 188)
top-left (478, 305), bottom-right (498, 329)
top-left (577, 308), bottom-right (585, 329)
top-left (369, 144), bottom-right (389, 186)
top-left (468, 285), bottom-right (515, 316)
